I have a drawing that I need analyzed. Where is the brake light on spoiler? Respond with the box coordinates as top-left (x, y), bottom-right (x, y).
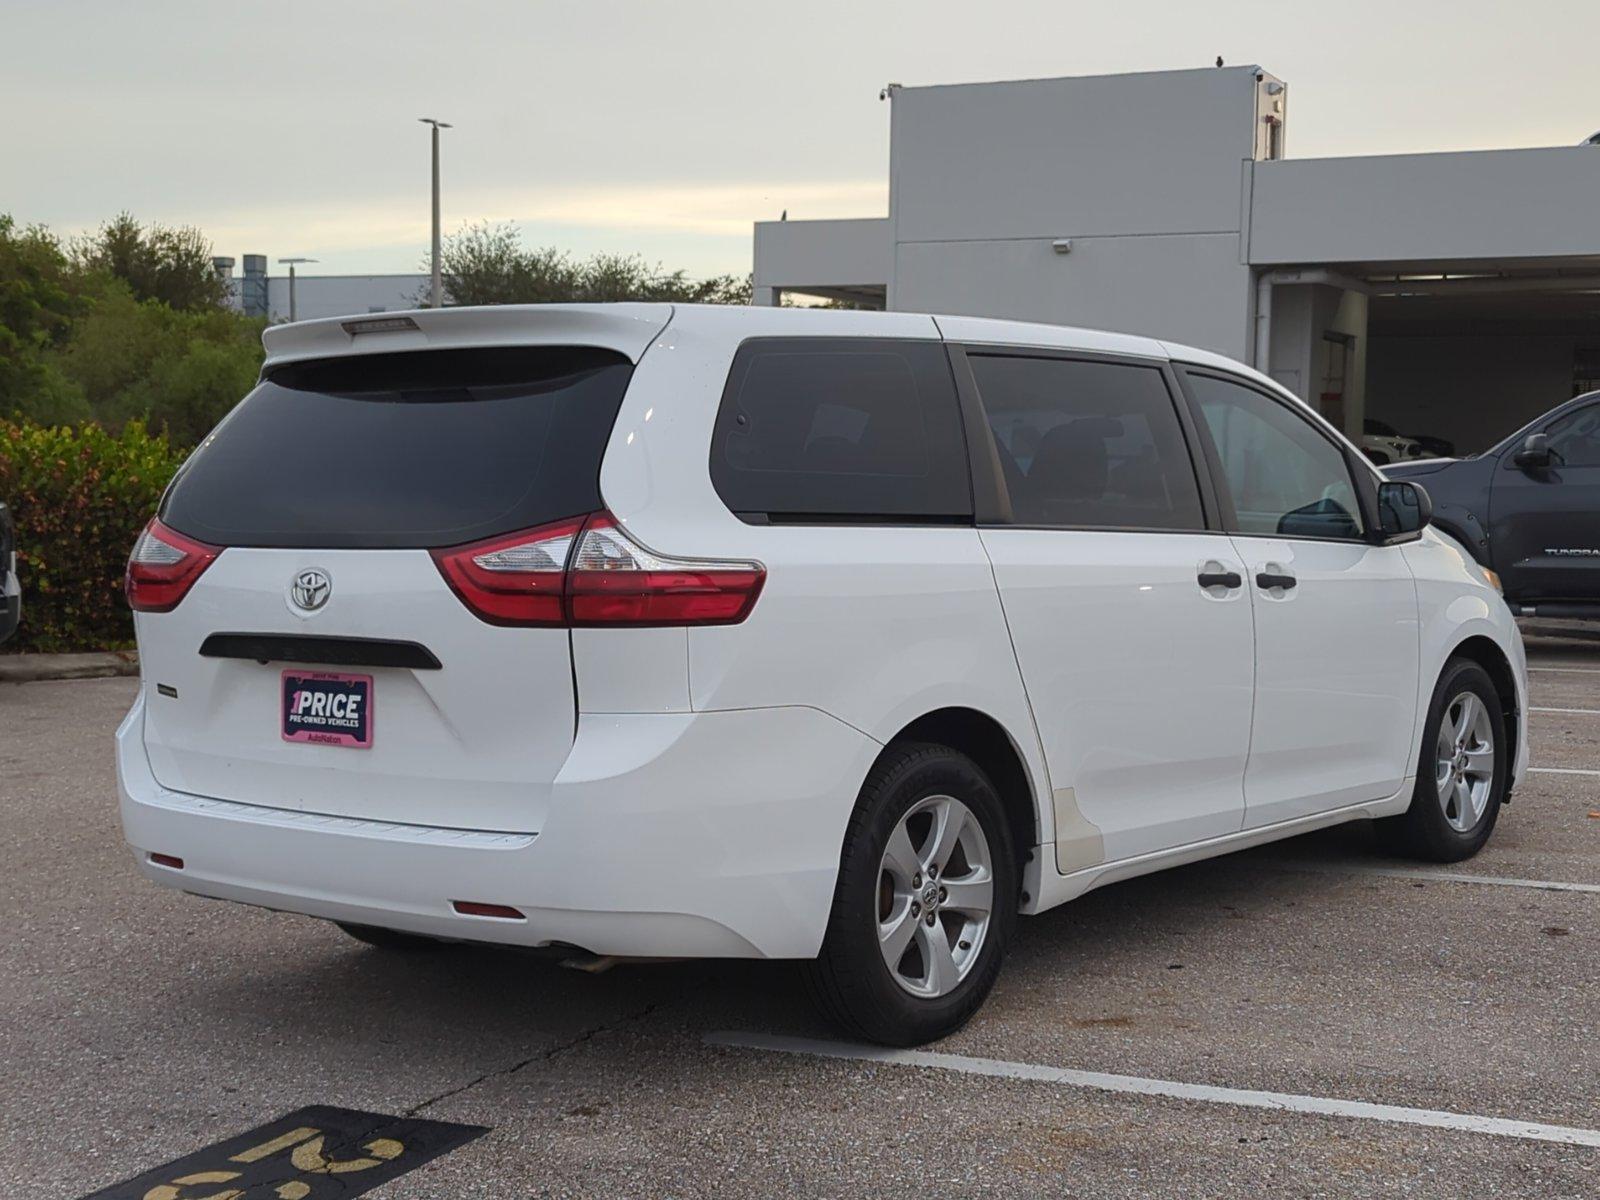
top-left (126, 519), bottom-right (221, 613)
top-left (431, 512), bottom-right (765, 628)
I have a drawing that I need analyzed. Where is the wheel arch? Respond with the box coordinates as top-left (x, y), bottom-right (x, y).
top-left (876, 707), bottom-right (1042, 865)
top-left (1429, 507), bottom-right (1492, 568)
top-left (1445, 634), bottom-right (1521, 787)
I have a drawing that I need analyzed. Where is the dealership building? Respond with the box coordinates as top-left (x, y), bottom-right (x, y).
top-left (215, 255), bottom-right (427, 324)
top-left (753, 66), bottom-right (1600, 454)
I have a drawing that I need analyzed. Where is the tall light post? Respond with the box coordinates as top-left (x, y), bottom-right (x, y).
top-left (419, 117), bottom-right (452, 307)
top-left (276, 257), bottom-right (317, 322)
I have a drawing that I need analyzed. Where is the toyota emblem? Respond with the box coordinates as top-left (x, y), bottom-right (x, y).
top-left (289, 568), bottom-right (332, 613)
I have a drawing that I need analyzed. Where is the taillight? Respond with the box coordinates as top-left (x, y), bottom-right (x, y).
top-left (566, 514), bottom-right (765, 626)
top-left (431, 512), bottom-right (765, 628)
top-left (125, 518), bottom-right (220, 613)
top-left (430, 516), bottom-right (585, 626)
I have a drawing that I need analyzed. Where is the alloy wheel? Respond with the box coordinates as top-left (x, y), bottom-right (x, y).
top-left (876, 794), bottom-right (994, 998)
top-left (1435, 690), bottom-right (1496, 833)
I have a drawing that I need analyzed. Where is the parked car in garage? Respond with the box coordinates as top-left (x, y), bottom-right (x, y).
top-left (117, 305), bottom-right (1527, 1045)
top-left (1407, 432), bottom-right (1456, 460)
top-left (0, 498), bottom-right (19, 646)
top-left (1386, 390), bottom-right (1600, 618)
top-left (1361, 418), bottom-right (1427, 465)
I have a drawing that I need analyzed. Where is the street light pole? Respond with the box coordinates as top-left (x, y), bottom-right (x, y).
top-left (276, 257), bottom-right (317, 323)
top-left (419, 117), bottom-right (453, 307)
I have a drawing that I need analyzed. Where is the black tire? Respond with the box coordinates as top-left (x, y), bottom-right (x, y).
top-left (804, 742), bottom-right (1019, 1047)
top-left (335, 922), bottom-right (446, 952)
top-left (1378, 658), bottom-right (1507, 862)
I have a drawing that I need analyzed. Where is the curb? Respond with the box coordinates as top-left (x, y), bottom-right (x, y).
top-left (0, 650), bottom-right (139, 684)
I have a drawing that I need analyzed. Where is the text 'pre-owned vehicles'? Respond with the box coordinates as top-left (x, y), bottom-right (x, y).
top-left (1385, 390), bottom-right (1600, 620)
top-left (117, 305), bottom-right (1527, 1044)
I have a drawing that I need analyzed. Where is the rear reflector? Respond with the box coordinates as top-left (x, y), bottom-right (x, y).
top-left (149, 853), bottom-right (184, 870)
top-left (126, 518), bottom-right (221, 613)
top-left (431, 511), bottom-right (764, 628)
top-left (452, 900), bottom-right (526, 920)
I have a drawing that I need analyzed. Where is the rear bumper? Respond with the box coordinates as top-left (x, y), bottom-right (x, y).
top-left (117, 690), bottom-right (879, 959)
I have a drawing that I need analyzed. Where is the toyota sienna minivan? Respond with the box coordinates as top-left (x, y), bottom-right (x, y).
top-left (118, 304), bottom-right (1527, 1045)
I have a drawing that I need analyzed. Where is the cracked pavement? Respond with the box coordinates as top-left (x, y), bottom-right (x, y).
top-left (2, 640), bottom-right (1597, 1197)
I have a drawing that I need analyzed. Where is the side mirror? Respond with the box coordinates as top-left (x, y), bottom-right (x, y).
top-left (1513, 432), bottom-right (1554, 470)
top-left (1278, 497), bottom-right (1362, 540)
top-left (1377, 480), bottom-right (1432, 540)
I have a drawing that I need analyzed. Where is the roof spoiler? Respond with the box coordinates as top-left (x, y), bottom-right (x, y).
top-left (261, 303), bottom-right (675, 368)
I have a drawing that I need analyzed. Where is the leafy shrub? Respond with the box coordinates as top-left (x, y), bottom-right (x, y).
top-left (0, 420), bottom-right (186, 652)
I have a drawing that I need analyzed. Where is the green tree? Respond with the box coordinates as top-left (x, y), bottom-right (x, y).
top-left (425, 221), bottom-right (754, 307)
top-left (0, 214), bottom-right (93, 422)
top-left (118, 330), bottom-right (262, 446)
top-left (49, 280), bottom-right (263, 444)
top-left (72, 212), bottom-right (230, 312)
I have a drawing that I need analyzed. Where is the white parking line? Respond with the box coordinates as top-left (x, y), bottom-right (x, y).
top-left (1530, 766), bottom-right (1600, 777)
top-left (1288, 863), bottom-right (1600, 894)
top-left (1530, 706), bottom-right (1600, 715)
top-left (706, 1031), bottom-right (1600, 1149)
top-left (1528, 666), bottom-right (1600, 674)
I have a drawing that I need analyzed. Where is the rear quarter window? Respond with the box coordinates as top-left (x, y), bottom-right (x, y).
top-left (709, 338), bottom-right (972, 522)
top-left (160, 346), bottom-right (632, 549)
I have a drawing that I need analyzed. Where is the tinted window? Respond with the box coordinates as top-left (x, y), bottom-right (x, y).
top-left (161, 346), bottom-right (631, 549)
top-left (1186, 372), bottom-right (1364, 540)
top-left (710, 339), bottom-right (971, 520)
top-left (969, 355), bottom-right (1204, 530)
top-left (1546, 402), bottom-right (1600, 467)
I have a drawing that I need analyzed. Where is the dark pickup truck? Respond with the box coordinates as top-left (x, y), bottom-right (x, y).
top-left (1386, 391), bottom-right (1600, 618)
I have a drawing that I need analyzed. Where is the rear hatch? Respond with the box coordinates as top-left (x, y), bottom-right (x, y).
top-left (137, 327), bottom-right (653, 832)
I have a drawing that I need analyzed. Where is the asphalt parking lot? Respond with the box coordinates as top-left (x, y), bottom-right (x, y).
top-left (2, 640), bottom-right (1596, 1198)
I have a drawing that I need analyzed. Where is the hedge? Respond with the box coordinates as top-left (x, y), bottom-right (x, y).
top-left (0, 420), bottom-right (186, 652)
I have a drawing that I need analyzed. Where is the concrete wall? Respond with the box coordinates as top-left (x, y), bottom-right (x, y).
top-left (893, 232), bottom-right (1254, 358)
top-left (881, 66), bottom-right (1269, 356)
top-left (1262, 283), bottom-right (1368, 439)
top-left (890, 67), bottom-right (1263, 242)
top-left (1249, 147), bottom-right (1600, 265)
top-left (752, 218), bottom-right (890, 294)
top-left (1366, 333), bottom-right (1583, 453)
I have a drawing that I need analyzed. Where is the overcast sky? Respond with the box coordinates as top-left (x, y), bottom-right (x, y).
top-left (7, 0), bottom-right (1598, 279)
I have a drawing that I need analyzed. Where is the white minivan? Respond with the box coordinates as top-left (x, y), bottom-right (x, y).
top-left (118, 304), bottom-right (1527, 1045)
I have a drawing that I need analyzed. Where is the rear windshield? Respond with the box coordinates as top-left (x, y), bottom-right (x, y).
top-left (160, 346), bottom-right (632, 549)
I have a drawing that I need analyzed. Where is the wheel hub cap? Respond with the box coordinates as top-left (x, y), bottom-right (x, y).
top-left (1435, 690), bottom-right (1496, 834)
top-left (875, 794), bottom-right (994, 999)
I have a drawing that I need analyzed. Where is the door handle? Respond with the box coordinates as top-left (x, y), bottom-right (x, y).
top-left (1197, 570), bottom-right (1243, 590)
top-left (1256, 571), bottom-right (1297, 590)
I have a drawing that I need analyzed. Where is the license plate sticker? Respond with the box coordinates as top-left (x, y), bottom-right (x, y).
top-left (282, 670), bottom-right (373, 748)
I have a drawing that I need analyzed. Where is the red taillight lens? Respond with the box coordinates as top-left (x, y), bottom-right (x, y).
top-left (430, 512), bottom-right (765, 628)
top-left (125, 519), bottom-right (220, 613)
top-left (566, 514), bottom-right (765, 627)
top-left (430, 516), bottom-right (585, 626)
